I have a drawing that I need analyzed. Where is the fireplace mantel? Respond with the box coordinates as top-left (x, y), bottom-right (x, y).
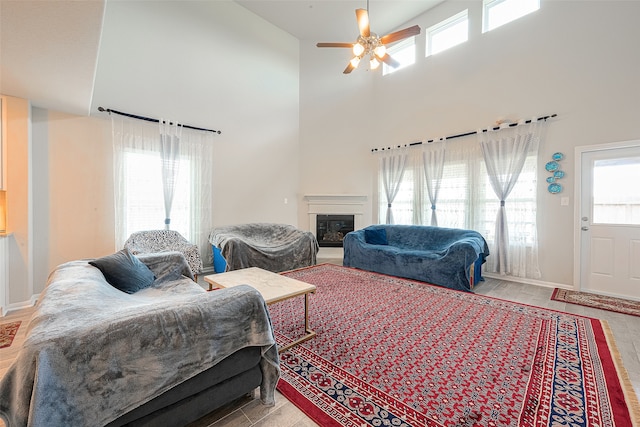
top-left (304, 195), bottom-right (367, 221)
top-left (303, 194), bottom-right (367, 205)
top-left (304, 194), bottom-right (368, 259)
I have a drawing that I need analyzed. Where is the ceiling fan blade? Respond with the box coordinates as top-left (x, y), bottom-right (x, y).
top-left (379, 53), bottom-right (400, 69)
top-left (380, 25), bottom-right (421, 45)
top-left (316, 42), bottom-right (354, 48)
top-left (356, 8), bottom-right (370, 37)
top-left (343, 61), bottom-right (356, 74)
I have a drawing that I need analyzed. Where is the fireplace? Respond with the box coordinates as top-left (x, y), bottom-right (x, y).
top-left (316, 214), bottom-right (354, 247)
top-left (304, 194), bottom-right (368, 257)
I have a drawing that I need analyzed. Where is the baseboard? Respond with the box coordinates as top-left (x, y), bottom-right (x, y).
top-left (482, 273), bottom-right (572, 290)
top-left (1, 293), bottom-right (39, 316)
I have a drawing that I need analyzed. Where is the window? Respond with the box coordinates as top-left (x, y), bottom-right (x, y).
top-left (483, 0), bottom-right (539, 33)
top-left (122, 150), bottom-right (192, 240)
top-left (377, 125), bottom-right (543, 279)
top-left (112, 115), bottom-right (215, 257)
top-left (592, 157), bottom-right (640, 225)
top-left (383, 37), bottom-right (416, 76)
top-left (378, 167), bottom-right (415, 224)
top-left (426, 10), bottom-right (468, 57)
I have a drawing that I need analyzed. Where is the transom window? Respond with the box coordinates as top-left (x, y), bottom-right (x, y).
top-left (483, 0), bottom-right (540, 33)
top-left (426, 10), bottom-right (468, 57)
top-left (383, 37), bottom-right (417, 76)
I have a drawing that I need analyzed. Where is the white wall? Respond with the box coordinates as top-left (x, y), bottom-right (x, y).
top-left (296, 40), bottom-right (378, 229)
top-left (91, 0), bottom-right (301, 227)
top-left (298, 0), bottom-right (640, 286)
top-left (31, 109), bottom-right (114, 296)
top-left (13, 1), bottom-right (301, 306)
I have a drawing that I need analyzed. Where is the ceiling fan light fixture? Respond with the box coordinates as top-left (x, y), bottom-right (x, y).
top-left (316, 6), bottom-right (421, 74)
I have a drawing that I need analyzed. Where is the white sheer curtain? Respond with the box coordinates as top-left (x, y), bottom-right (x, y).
top-left (376, 120), bottom-right (546, 280)
top-left (159, 120), bottom-right (181, 230)
top-left (420, 139), bottom-right (446, 226)
top-left (112, 115), bottom-right (214, 264)
top-left (436, 136), bottom-right (483, 231)
top-left (379, 152), bottom-right (408, 224)
top-left (478, 120), bottom-right (544, 277)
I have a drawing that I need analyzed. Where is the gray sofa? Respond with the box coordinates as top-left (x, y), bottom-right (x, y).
top-left (209, 223), bottom-right (319, 273)
top-left (343, 225), bottom-right (489, 292)
top-left (0, 251), bottom-right (280, 427)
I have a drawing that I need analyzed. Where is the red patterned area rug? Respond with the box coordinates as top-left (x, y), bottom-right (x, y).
top-left (271, 264), bottom-right (640, 427)
top-left (551, 288), bottom-right (640, 317)
top-left (0, 321), bottom-right (21, 349)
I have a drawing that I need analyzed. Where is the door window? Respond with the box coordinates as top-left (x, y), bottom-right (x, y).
top-left (592, 156), bottom-right (640, 225)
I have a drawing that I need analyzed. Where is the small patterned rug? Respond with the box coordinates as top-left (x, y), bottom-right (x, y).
top-left (551, 288), bottom-right (640, 317)
top-left (0, 321), bottom-right (21, 349)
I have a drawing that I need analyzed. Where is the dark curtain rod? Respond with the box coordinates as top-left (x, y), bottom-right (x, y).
top-left (371, 113), bottom-right (557, 152)
top-left (98, 107), bottom-right (222, 134)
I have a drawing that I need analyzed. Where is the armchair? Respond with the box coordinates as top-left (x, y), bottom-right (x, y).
top-left (124, 230), bottom-right (203, 279)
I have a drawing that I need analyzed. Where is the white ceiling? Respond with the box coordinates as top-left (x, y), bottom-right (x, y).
top-left (0, 0), bottom-right (105, 116)
top-left (0, 0), bottom-right (442, 116)
top-left (236, 0), bottom-right (443, 41)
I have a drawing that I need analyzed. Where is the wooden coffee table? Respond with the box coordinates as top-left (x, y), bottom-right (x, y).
top-left (204, 267), bottom-right (316, 353)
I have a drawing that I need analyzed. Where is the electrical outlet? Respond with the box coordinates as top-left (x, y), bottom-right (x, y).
top-left (561, 197), bottom-right (569, 206)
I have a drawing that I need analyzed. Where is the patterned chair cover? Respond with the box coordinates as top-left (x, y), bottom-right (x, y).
top-left (124, 230), bottom-right (203, 277)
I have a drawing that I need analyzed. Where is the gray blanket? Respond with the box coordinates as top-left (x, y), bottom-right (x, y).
top-left (0, 252), bottom-right (280, 427)
top-left (209, 223), bottom-right (319, 272)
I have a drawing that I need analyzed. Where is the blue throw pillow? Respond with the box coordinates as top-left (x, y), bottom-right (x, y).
top-left (364, 228), bottom-right (388, 245)
top-left (89, 248), bottom-right (156, 294)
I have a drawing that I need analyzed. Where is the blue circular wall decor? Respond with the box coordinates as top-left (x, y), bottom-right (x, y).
top-left (548, 183), bottom-right (562, 194)
top-left (545, 161), bottom-right (559, 172)
top-left (547, 153), bottom-right (565, 193)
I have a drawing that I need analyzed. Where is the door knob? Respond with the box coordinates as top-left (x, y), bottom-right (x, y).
top-left (581, 226), bottom-right (589, 231)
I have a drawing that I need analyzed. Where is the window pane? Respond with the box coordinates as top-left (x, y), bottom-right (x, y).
top-left (123, 150), bottom-right (192, 238)
top-left (593, 157), bottom-right (640, 225)
top-left (426, 10), bottom-right (468, 57)
top-left (484, 0), bottom-right (539, 32)
top-left (438, 162), bottom-right (471, 229)
top-left (430, 18), bottom-right (468, 55)
top-left (377, 151), bottom-right (538, 239)
top-left (379, 166), bottom-right (415, 224)
top-left (383, 37), bottom-right (416, 76)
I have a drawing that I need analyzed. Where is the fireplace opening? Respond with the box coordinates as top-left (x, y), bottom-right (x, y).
top-left (316, 214), bottom-right (354, 247)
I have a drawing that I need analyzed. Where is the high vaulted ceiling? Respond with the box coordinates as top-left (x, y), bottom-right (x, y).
top-left (0, 0), bottom-right (442, 117)
top-left (237, 0), bottom-right (443, 41)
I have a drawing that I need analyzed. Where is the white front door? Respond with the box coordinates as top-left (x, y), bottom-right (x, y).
top-left (576, 140), bottom-right (640, 300)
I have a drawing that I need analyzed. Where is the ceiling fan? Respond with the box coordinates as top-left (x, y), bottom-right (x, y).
top-left (316, 6), bottom-right (421, 74)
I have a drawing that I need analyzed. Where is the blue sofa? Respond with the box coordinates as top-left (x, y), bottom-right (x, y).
top-left (343, 225), bottom-right (489, 292)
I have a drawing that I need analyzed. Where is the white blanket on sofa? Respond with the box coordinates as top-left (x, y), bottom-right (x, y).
top-left (0, 253), bottom-right (280, 427)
